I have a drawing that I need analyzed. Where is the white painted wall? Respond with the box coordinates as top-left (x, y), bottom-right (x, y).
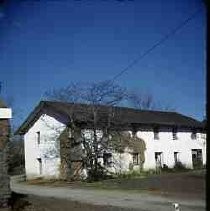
top-left (24, 113), bottom-right (66, 179)
top-left (101, 129), bottom-right (206, 173)
top-left (24, 114), bottom-right (206, 179)
top-left (136, 130), bottom-right (206, 169)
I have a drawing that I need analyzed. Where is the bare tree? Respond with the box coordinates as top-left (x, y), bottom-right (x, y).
top-left (45, 80), bottom-right (128, 180)
top-left (44, 82), bottom-right (175, 181)
top-left (45, 82), bottom-right (84, 104)
top-left (127, 89), bottom-right (176, 111)
top-left (126, 90), bottom-right (155, 110)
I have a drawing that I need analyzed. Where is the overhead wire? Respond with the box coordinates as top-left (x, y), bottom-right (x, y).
top-left (111, 7), bottom-right (203, 82)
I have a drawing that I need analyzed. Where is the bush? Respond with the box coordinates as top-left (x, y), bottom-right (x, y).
top-left (173, 161), bottom-right (188, 171)
top-left (161, 164), bottom-right (173, 173)
top-left (129, 163), bottom-right (134, 171)
top-left (162, 164), bottom-right (169, 170)
top-left (192, 160), bottom-right (203, 169)
top-left (147, 169), bottom-right (156, 175)
top-left (86, 165), bottom-right (113, 182)
top-left (117, 169), bottom-right (155, 179)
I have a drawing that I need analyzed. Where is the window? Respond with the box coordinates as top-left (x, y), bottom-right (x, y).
top-left (37, 131), bottom-right (40, 145)
top-left (103, 153), bottom-right (112, 167)
top-left (37, 158), bottom-right (42, 175)
top-left (192, 149), bottom-right (203, 169)
top-left (191, 130), bottom-right (197, 140)
top-left (172, 128), bottom-right (178, 140)
top-left (133, 153), bottom-right (139, 165)
top-left (174, 152), bottom-right (179, 164)
top-left (154, 127), bottom-right (159, 140)
top-left (155, 152), bottom-right (162, 167)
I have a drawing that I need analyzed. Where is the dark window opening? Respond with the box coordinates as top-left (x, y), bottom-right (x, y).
top-left (172, 128), bottom-right (178, 140)
top-left (155, 152), bottom-right (162, 167)
top-left (174, 152), bottom-right (179, 164)
top-left (37, 131), bottom-right (40, 145)
top-left (154, 127), bottom-right (159, 140)
top-left (103, 153), bottom-right (112, 167)
top-left (192, 149), bottom-right (203, 169)
top-left (132, 153), bottom-right (139, 165)
top-left (191, 130), bottom-right (197, 140)
top-left (37, 158), bottom-right (42, 175)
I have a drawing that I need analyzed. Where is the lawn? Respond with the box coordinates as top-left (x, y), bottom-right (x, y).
top-left (25, 170), bottom-right (205, 199)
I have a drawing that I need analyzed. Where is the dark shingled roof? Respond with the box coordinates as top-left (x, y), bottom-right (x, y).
top-left (201, 119), bottom-right (207, 129)
top-left (15, 100), bottom-right (204, 135)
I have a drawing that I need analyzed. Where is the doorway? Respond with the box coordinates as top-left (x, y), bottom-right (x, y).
top-left (192, 149), bottom-right (203, 169)
top-left (155, 152), bottom-right (163, 173)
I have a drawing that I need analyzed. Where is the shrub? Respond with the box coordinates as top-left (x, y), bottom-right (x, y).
top-left (161, 164), bottom-right (173, 173)
top-left (123, 169), bottom-right (155, 177)
top-left (129, 163), bottom-right (134, 171)
top-left (130, 170), bottom-right (138, 177)
top-left (86, 165), bottom-right (113, 182)
top-left (147, 169), bottom-right (156, 175)
top-left (117, 169), bottom-right (154, 179)
top-left (162, 164), bottom-right (169, 170)
top-left (173, 161), bottom-right (188, 171)
top-left (192, 160), bottom-right (203, 169)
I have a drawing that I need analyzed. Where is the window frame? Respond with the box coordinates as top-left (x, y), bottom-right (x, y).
top-left (103, 153), bottom-right (112, 167)
top-left (172, 127), bottom-right (178, 140)
top-left (191, 130), bottom-right (197, 140)
top-left (154, 127), bottom-right (159, 140)
top-left (174, 152), bottom-right (179, 164)
top-left (155, 152), bottom-right (163, 167)
top-left (37, 158), bottom-right (42, 175)
top-left (37, 131), bottom-right (40, 145)
top-left (132, 153), bottom-right (139, 165)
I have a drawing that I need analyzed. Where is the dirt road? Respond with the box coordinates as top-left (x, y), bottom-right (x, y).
top-left (11, 180), bottom-right (205, 211)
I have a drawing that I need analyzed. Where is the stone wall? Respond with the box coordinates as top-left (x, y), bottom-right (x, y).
top-left (0, 117), bottom-right (11, 208)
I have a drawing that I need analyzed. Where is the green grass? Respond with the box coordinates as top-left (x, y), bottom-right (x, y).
top-left (25, 169), bottom-right (202, 195)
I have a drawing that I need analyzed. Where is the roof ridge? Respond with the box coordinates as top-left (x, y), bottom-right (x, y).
top-left (41, 100), bottom-right (177, 114)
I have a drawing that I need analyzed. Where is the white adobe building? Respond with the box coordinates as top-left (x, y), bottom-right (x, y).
top-left (15, 101), bottom-right (206, 179)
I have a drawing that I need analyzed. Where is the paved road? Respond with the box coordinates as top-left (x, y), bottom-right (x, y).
top-left (11, 180), bottom-right (205, 211)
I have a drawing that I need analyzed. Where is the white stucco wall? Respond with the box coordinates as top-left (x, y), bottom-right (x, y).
top-left (24, 114), bottom-right (206, 179)
top-left (136, 130), bottom-right (206, 170)
top-left (100, 129), bottom-right (206, 173)
top-left (24, 113), bottom-right (66, 179)
top-left (97, 129), bottom-right (206, 173)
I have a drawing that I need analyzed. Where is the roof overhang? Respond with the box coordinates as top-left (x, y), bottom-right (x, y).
top-left (15, 100), bottom-right (205, 135)
top-left (14, 102), bottom-right (45, 135)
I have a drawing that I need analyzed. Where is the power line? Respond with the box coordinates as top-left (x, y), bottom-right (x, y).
top-left (111, 7), bottom-right (203, 82)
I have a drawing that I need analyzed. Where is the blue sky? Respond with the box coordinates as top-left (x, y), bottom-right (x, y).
top-left (0, 0), bottom-right (206, 127)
